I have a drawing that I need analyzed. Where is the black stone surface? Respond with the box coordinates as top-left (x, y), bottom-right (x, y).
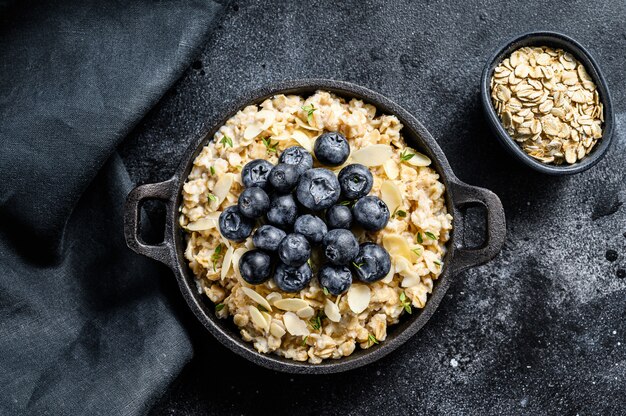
top-left (118, 0), bottom-right (626, 414)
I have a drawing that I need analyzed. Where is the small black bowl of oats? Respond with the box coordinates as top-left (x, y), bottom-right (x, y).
top-left (480, 31), bottom-right (614, 175)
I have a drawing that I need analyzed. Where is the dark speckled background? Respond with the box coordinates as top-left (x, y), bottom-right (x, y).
top-left (119, 0), bottom-right (626, 414)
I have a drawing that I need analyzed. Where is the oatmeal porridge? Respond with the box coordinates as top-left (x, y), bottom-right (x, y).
top-left (179, 91), bottom-right (453, 363)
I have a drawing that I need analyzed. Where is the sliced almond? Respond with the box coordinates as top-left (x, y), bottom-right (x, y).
top-left (261, 311), bottom-right (272, 327)
top-left (231, 248), bottom-right (248, 280)
top-left (295, 117), bottom-right (321, 131)
top-left (270, 322), bottom-right (286, 338)
top-left (394, 256), bottom-right (412, 274)
top-left (382, 234), bottom-right (417, 262)
top-left (243, 123), bottom-right (263, 140)
top-left (380, 180), bottom-right (403, 213)
top-left (240, 287), bottom-right (272, 312)
top-left (213, 173), bottom-right (234, 204)
top-left (405, 149), bottom-right (432, 167)
top-left (274, 298), bottom-right (309, 312)
top-left (401, 274), bottom-right (421, 288)
top-left (381, 263), bottom-right (395, 284)
top-left (248, 305), bottom-right (269, 332)
top-left (266, 292), bottom-right (282, 305)
top-left (347, 284), bottom-right (371, 314)
top-left (283, 312), bottom-right (310, 336)
top-left (186, 212), bottom-right (221, 231)
top-left (292, 129), bottom-right (313, 151)
top-left (256, 110), bottom-right (275, 130)
top-left (324, 298), bottom-right (341, 322)
top-left (351, 144), bottom-right (393, 166)
top-left (296, 306), bottom-right (315, 318)
top-left (383, 159), bottom-right (399, 180)
top-left (220, 245), bottom-right (234, 280)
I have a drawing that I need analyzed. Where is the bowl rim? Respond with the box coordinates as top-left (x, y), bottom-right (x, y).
top-left (480, 30), bottom-right (615, 175)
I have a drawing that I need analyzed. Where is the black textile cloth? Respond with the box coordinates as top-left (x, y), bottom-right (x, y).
top-left (0, 1), bottom-right (223, 414)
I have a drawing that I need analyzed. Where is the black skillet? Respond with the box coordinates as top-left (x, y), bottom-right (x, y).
top-left (124, 79), bottom-right (506, 374)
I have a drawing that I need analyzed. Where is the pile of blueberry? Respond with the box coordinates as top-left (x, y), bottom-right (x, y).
top-left (218, 131), bottom-right (392, 295)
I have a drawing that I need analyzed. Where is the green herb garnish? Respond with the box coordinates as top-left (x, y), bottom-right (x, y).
top-left (416, 233), bottom-right (423, 244)
top-left (262, 137), bottom-right (279, 153)
top-left (352, 262), bottom-right (365, 269)
top-left (411, 247), bottom-right (423, 257)
top-left (392, 207), bottom-right (407, 218)
top-left (399, 292), bottom-right (412, 314)
top-left (302, 104), bottom-right (316, 123)
top-left (207, 193), bottom-right (218, 202)
top-left (425, 231), bottom-right (437, 240)
top-left (211, 244), bottom-right (224, 271)
top-left (215, 303), bottom-right (225, 312)
top-left (323, 287), bottom-right (330, 296)
top-left (209, 166), bottom-right (216, 175)
top-left (368, 334), bottom-right (379, 345)
top-left (434, 260), bottom-right (442, 266)
top-left (400, 149), bottom-right (415, 162)
top-left (309, 314), bottom-right (322, 331)
top-left (339, 200), bottom-right (355, 207)
top-left (220, 134), bottom-right (233, 147)
top-left (302, 336), bottom-right (308, 346)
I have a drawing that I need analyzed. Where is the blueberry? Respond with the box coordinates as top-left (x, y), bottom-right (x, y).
top-left (322, 229), bottom-right (359, 265)
top-left (352, 242), bottom-right (391, 283)
top-left (326, 205), bottom-right (353, 229)
top-left (239, 249), bottom-right (273, 284)
top-left (237, 186), bottom-right (270, 218)
top-left (218, 206), bottom-right (255, 242)
top-left (278, 233), bottom-right (311, 267)
top-left (318, 264), bottom-right (352, 295)
top-left (338, 164), bottom-right (373, 200)
top-left (268, 163), bottom-right (300, 193)
top-left (241, 159), bottom-right (273, 189)
top-left (274, 262), bottom-right (313, 292)
top-left (253, 225), bottom-right (286, 252)
top-left (266, 193), bottom-right (298, 228)
top-left (353, 196), bottom-right (390, 231)
top-left (313, 132), bottom-right (350, 166)
top-left (295, 168), bottom-right (341, 211)
top-left (279, 146), bottom-right (313, 175)
top-left (293, 214), bottom-right (327, 245)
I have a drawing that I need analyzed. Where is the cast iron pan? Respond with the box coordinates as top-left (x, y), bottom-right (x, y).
top-left (124, 79), bottom-right (506, 374)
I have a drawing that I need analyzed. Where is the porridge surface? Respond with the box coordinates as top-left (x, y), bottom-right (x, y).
top-left (179, 91), bottom-right (452, 363)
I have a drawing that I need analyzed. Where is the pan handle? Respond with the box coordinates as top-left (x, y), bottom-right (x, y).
top-left (124, 177), bottom-right (177, 269)
top-left (449, 181), bottom-right (506, 274)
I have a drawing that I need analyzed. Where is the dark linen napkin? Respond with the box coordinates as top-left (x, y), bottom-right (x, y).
top-left (0, 1), bottom-right (223, 414)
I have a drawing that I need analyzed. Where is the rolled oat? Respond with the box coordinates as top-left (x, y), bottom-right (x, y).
top-left (490, 46), bottom-right (603, 164)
